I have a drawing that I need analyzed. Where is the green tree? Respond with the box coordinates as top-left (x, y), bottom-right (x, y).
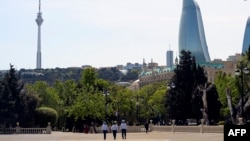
top-left (206, 85), bottom-right (221, 123)
top-left (215, 48), bottom-right (250, 124)
top-left (168, 50), bottom-right (197, 121)
top-left (66, 67), bottom-right (111, 125)
top-left (147, 83), bottom-right (167, 122)
top-left (80, 67), bottom-right (98, 90)
top-left (18, 85), bottom-right (40, 127)
top-left (121, 69), bottom-right (140, 81)
top-left (115, 87), bottom-right (134, 124)
top-left (0, 65), bottom-right (24, 127)
top-left (67, 87), bottom-right (104, 121)
top-left (27, 81), bottom-right (60, 108)
top-left (97, 67), bottom-right (123, 82)
top-left (167, 50), bottom-right (221, 124)
top-left (0, 64), bottom-right (39, 127)
top-left (138, 82), bottom-right (166, 123)
top-left (53, 80), bottom-right (77, 128)
top-left (214, 71), bottom-right (237, 121)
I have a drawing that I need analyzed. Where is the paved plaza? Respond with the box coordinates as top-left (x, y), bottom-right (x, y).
top-left (0, 131), bottom-right (223, 141)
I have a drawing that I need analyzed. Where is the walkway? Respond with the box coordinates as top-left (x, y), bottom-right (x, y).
top-left (0, 131), bottom-right (223, 141)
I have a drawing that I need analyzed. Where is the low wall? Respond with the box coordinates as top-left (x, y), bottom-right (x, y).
top-left (90, 124), bottom-right (223, 134)
top-left (0, 127), bottom-right (50, 134)
top-left (152, 125), bottom-right (224, 133)
top-left (0, 122), bottom-right (52, 134)
top-left (0, 124), bottom-right (223, 134)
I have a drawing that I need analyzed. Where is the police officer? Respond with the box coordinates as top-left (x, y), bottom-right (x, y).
top-left (120, 120), bottom-right (127, 139)
top-left (111, 121), bottom-right (118, 140)
top-left (101, 121), bottom-right (109, 140)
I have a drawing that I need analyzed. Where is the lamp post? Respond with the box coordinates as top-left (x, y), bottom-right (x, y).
top-left (136, 94), bottom-right (139, 124)
top-left (103, 91), bottom-right (110, 122)
top-left (167, 82), bottom-right (175, 124)
top-left (235, 61), bottom-right (249, 124)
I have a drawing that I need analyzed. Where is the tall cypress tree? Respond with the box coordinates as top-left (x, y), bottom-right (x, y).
top-left (168, 50), bottom-right (197, 121)
top-left (166, 50), bottom-right (221, 124)
top-left (0, 64), bottom-right (24, 127)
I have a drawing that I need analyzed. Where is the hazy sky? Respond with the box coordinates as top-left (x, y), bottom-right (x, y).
top-left (0, 0), bottom-right (250, 70)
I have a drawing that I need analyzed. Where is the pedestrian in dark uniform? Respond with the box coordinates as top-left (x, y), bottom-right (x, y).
top-left (144, 121), bottom-right (149, 133)
top-left (120, 119), bottom-right (127, 139)
top-left (111, 121), bottom-right (118, 140)
top-left (101, 122), bottom-right (109, 140)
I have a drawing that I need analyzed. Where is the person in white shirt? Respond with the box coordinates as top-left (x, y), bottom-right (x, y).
top-left (101, 122), bottom-right (109, 140)
top-left (120, 120), bottom-right (127, 139)
top-left (111, 121), bottom-right (118, 140)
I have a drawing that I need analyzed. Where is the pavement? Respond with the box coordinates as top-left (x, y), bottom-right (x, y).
top-left (0, 131), bottom-right (223, 141)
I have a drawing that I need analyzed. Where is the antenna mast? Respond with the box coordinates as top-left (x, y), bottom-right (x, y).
top-left (39, 0), bottom-right (41, 13)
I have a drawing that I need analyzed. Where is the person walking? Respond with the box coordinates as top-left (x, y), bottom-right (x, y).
top-left (144, 121), bottom-right (149, 133)
top-left (101, 121), bottom-right (109, 140)
top-left (111, 121), bottom-right (118, 140)
top-left (120, 119), bottom-right (127, 139)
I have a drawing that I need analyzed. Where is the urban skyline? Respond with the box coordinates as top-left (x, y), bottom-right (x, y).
top-left (0, 0), bottom-right (249, 70)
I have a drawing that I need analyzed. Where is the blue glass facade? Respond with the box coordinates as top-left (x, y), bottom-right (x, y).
top-left (242, 16), bottom-right (250, 54)
top-left (179, 0), bottom-right (211, 62)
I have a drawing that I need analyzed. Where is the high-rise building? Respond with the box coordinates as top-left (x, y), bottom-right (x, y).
top-left (179, 0), bottom-right (211, 62)
top-left (166, 50), bottom-right (174, 68)
top-left (36, 0), bottom-right (43, 69)
top-left (242, 16), bottom-right (250, 54)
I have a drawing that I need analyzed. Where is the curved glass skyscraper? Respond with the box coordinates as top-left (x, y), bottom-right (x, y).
top-left (179, 0), bottom-right (211, 62)
top-left (242, 16), bottom-right (250, 54)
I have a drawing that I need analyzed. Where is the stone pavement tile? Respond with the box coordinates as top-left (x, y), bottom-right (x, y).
top-left (0, 131), bottom-right (223, 141)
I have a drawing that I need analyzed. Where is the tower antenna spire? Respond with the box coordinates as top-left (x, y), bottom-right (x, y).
top-left (39, 0), bottom-right (41, 13)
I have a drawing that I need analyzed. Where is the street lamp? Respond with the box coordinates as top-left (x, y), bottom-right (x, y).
top-left (103, 90), bottom-right (110, 122)
top-left (136, 94), bottom-right (139, 124)
top-left (167, 82), bottom-right (175, 124)
top-left (235, 61), bottom-right (249, 124)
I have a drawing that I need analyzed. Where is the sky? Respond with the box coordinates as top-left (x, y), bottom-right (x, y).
top-left (0, 0), bottom-right (250, 70)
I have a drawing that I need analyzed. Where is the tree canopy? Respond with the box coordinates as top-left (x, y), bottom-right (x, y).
top-left (166, 50), bottom-right (221, 125)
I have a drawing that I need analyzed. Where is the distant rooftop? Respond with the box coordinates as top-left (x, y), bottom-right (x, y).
top-left (197, 62), bottom-right (224, 69)
top-left (139, 66), bottom-right (175, 77)
top-left (139, 61), bottom-right (226, 77)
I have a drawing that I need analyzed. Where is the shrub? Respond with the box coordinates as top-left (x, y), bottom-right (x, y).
top-left (35, 107), bottom-right (58, 127)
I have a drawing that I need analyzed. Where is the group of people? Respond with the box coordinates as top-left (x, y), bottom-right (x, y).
top-left (101, 119), bottom-right (127, 140)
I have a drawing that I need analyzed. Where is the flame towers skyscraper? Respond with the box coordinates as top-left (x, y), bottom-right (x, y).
top-left (179, 0), bottom-right (211, 62)
top-left (242, 16), bottom-right (250, 54)
top-left (35, 0), bottom-right (43, 69)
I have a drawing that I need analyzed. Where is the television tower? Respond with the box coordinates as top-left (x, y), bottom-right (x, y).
top-left (35, 0), bottom-right (43, 69)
